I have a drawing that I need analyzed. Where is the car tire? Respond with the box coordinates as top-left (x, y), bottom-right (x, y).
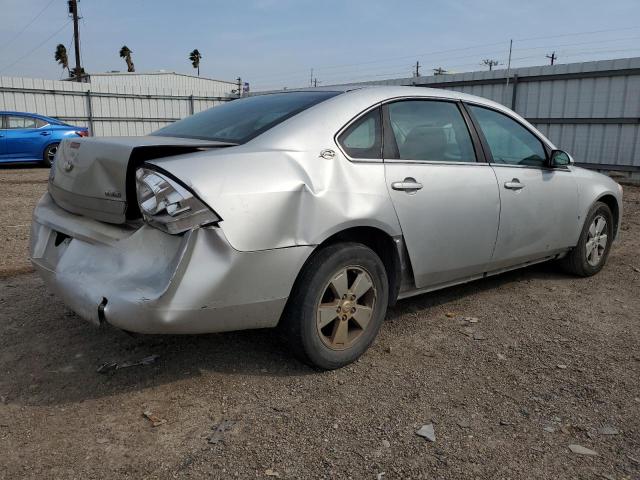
top-left (281, 242), bottom-right (389, 370)
top-left (560, 201), bottom-right (614, 277)
top-left (42, 143), bottom-right (59, 168)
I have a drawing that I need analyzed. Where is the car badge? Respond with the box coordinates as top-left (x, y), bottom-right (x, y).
top-left (63, 159), bottom-right (74, 172)
top-left (320, 149), bottom-right (336, 159)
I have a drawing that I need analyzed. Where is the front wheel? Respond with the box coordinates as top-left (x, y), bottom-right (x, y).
top-left (560, 201), bottom-right (614, 276)
top-left (42, 143), bottom-right (59, 168)
top-left (282, 243), bottom-right (389, 370)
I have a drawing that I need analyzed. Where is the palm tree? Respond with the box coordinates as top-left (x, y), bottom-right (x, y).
top-left (119, 45), bottom-right (135, 72)
top-left (54, 44), bottom-right (69, 77)
top-left (189, 49), bottom-right (202, 76)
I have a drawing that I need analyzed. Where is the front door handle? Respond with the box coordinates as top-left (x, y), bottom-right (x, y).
top-left (504, 178), bottom-right (525, 190)
top-left (392, 178), bottom-right (423, 193)
top-left (40, 131), bottom-right (51, 136)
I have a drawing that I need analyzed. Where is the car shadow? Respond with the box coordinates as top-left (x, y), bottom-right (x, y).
top-left (1, 261), bottom-right (573, 407)
top-left (0, 162), bottom-right (45, 169)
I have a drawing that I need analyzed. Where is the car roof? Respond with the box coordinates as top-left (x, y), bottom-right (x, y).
top-left (258, 85), bottom-right (510, 114)
top-left (0, 111), bottom-right (59, 122)
top-left (342, 85), bottom-right (507, 109)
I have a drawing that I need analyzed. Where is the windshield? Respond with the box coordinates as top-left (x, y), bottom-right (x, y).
top-left (151, 91), bottom-right (341, 143)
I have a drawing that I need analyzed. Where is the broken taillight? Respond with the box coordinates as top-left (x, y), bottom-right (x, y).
top-left (135, 167), bottom-right (221, 234)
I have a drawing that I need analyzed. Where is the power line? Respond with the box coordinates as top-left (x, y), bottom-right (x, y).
top-left (257, 43), bottom-right (640, 90)
top-left (0, 0), bottom-right (57, 55)
top-left (0, 20), bottom-right (72, 74)
top-left (251, 25), bottom-right (640, 84)
top-left (513, 25), bottom-right (640, 43)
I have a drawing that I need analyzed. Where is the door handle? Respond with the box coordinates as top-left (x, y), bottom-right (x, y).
top-left (392, 178), bottom-right (423, 193)
top-left (504, 178), bottom-right (525, 190)
top-left (40, 132), bottom-right (51, 136)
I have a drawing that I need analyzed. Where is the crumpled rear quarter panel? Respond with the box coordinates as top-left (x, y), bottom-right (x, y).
top-left (31, 194), bottom-right (312, 334)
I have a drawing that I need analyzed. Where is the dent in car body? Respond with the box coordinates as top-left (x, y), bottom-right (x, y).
top-left (31, 193), bottom-right (311, 333)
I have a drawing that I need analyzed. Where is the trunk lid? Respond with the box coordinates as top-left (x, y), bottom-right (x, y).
top-left (49, 136), bottom-right (232, 224)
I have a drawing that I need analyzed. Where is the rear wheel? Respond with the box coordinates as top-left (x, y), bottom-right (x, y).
top-left (42, 143), bottom-right (59, 168)
top-left (282, 243), bottom-right (389, 370)
top-left (560, 201), bottom-right (613, 276)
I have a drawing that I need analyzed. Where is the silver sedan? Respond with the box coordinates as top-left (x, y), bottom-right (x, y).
top-left (31, 86), bottom-right (623, 369)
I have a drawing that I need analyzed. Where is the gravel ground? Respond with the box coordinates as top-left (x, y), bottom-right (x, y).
top-left (0, 168), bottom-right (639, 479)
top-left (0, 165), bottom-right (46, 277)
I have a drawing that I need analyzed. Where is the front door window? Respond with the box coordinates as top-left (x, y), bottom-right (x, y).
top-left (467, 105), bottom-right (546, 167)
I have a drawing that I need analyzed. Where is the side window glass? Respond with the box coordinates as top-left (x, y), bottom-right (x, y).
top-left (338, 108), bottom-right (382, 159)
top-left (386, 100), bottom-right (476, 162)
top-left (35, 118), bottom-right (48, 128)
top-left (468, 105), bottom-right (546, 167)
top-left (7, 116), bottom-right (37, 129)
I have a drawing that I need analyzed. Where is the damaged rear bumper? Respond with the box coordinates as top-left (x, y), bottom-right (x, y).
top-left (30, 193), bottom-right (312, 334)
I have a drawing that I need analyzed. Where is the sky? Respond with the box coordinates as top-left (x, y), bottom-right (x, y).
top-left (1, 0), bottom-right (639, 91)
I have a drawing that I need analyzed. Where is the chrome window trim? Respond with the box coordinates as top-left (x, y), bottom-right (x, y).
top-left (462, 100), bottom-right (558, 172)
top-left (384, 158), bottom-right (493, 167)
top-left (490, 163), bottom-right (572, 172)
top-left (335, 95), bottom-right (480, 165)
top-left (334, 102), bottom-right (384, 163)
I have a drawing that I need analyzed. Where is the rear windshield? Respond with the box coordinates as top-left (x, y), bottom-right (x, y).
top-left (151, 91), bottom-right (341, 144)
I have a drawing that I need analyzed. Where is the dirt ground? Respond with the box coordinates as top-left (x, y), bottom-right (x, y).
top-left (0, 167), bottom-right (639, 480)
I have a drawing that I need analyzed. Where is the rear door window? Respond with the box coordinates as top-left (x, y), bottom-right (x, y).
top-left (7, 116), bottom-right (38, 129)
top-left (337, 108), bottom-right (382, 159)
top-left (386, 100), bottom-right (476, 162)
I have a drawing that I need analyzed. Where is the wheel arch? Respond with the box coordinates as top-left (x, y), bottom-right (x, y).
top-left (43, 140), bottom-right (60, 152)
top-left (594, 193), bottom-right (620, 240)
top-left (298, 225), bottom-right (412, 307)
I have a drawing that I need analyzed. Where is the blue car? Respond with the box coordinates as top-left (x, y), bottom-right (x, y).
top-left (0, 111), bottom-right (89, 167)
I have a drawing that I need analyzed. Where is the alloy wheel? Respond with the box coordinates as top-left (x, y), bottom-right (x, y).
top-left (316, 266), bottom-right (377, 351)
top-left (586, 215), bottom-right (608, 266)
top-left (47, 145), bottom-right (58, 163)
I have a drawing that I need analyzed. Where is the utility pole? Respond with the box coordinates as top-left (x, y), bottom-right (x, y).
top-left (414, 61), bottom-right (420, 77)
top-left (504, 39), bottom-right (513, 105)
top-left (68, 0), bottom-right (82, 81)
top-left (310, 68), bottom-right (313, 87)
top-left (482, 59), bottom-right (499, 71)
top-left (546, 51), bottom-right (557, 65)
top-left (433, 67), bottom-right (447, 75)
top-left (313, 78), bottom-right (318, 88)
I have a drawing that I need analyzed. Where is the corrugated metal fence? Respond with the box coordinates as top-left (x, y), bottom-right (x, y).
top-left (0, 76), bottom-right (236, 136)
top-left (321, 57), bottom-right (640, 174)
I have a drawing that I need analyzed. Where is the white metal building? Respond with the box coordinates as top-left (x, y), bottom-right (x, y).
top-left (79, 71), bottom-right (237, 98)
top-left (0, 71), bottom-right (238, 136)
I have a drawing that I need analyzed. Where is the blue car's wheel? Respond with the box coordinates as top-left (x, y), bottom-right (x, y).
top-left (42, 143), bottom-right (59, 168)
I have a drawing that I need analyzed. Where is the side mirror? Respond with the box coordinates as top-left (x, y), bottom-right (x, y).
top-left (550, 149), bottom-right (571, 167)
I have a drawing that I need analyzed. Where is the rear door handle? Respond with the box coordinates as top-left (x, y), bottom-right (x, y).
top-left (504, 178), bottom-right (525, 190)
top-left (392, 178), bottom-right (423, 193)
